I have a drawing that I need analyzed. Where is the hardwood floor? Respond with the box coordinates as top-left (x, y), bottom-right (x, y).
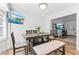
top-left (0, 36), bottom-right (79, 55)
top-left (56, 36), bottom-right (79, 55)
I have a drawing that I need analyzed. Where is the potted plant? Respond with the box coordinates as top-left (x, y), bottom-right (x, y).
top-left (36, 27), bottom-right (40, 33)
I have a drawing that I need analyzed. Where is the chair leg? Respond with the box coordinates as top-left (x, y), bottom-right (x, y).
top-left (25, 46), bottom-right (29, 55)
top-left (13, 49), bottom-right (15, 55)
top-left (27, 45), bottom-right (28, 55)
top-left (25, 46), bottom-right (26, 55)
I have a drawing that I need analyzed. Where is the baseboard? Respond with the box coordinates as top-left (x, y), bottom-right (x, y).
top-left (67, 35), bottom-right (76, 37)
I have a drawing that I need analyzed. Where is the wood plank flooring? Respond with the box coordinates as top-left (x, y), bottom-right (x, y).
top-left (0, 36), bottom-right (79, 55)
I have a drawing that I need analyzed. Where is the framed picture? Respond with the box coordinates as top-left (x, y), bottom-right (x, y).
top-left (8, 10), bottom-right (24, 24)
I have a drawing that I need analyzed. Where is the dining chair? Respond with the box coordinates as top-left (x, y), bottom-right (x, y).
top-left (26, 30), bottom-right (32, 34)
top-left (49, 30), bottom-right (57, 41)
top-left (32, 30), bottom-right (39, 45)
top-left (49, 36), bottom-right (55, 41)
top-left (11, 32), bottom-right (29, 55)
top-left (32, 30), bottom-right (38, 33)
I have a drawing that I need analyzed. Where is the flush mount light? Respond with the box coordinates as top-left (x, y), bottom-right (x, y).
top-left (39, 3), bottom-right (48, 9)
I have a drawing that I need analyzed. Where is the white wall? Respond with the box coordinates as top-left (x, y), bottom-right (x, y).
top-left (1, 4), bottom-right (79, 53)
top-left (76, 11), bottom-right (79, 51)
top-left (63, 14), bottom-right (76, 36)
top-left (7, 10), bottom-right (46, 48)
top-left (0, 3), bottom-right (9, 53)
top-left (45, 5), bottom-right (79, 51)
top-left (51, 14), bottom-right (76, 36)
top-left (11, 12), bottom-right (45, 33)
top-left (64, 19), bottom-right (76, 36)
top-left (5, 3), bottom-right (79, 50)
top-left (46, 7), bottom-right (77, 33)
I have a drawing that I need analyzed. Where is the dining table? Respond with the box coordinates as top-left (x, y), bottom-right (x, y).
top-left (23, 33), bottom-right (53, 53)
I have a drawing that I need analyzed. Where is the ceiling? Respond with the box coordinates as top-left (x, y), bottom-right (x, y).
top-left (9, 3), bottom-right (78, 17)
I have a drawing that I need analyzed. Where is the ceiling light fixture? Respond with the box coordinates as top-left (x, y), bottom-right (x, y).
top-left (39, 3), bottom-right (48, 9)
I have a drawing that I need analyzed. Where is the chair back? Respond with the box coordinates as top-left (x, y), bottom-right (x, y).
top-left (26, 30), bottom-right (32, 34)
top-left (11, 32), bottom-right (27, 47)
top-left (33, 30), bottom-right (38, 33)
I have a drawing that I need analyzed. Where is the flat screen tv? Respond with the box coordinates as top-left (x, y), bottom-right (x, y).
top-left (8, 10), bottom-right (24, 24)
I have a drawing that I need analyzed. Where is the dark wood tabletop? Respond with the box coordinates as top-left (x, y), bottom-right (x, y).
top-left (23, 33), bottom-right (52, 40)
top-left (22, 33), bottom-right (53, 52)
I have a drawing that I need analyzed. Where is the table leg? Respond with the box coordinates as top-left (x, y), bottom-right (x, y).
top-left (42, 37), bottom-right (44, 43)
top-left (28, 40), bottom-right (30, 52)
top-left (29, 39), bottom-right (33, 53)
top-left (62, 46), bottom-right (65, 55)
top-left (47, 36), bottom-right (50, 42)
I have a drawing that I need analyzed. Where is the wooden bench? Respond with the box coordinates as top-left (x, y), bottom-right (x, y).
top-left (33, 40), bottom-right (65, 55)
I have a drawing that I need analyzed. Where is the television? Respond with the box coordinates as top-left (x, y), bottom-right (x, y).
top-left (8, 10), bottom-right (24, 24)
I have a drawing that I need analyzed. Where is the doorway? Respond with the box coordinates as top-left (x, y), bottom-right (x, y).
top-left (51, 13), bottom-right (76, 54)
